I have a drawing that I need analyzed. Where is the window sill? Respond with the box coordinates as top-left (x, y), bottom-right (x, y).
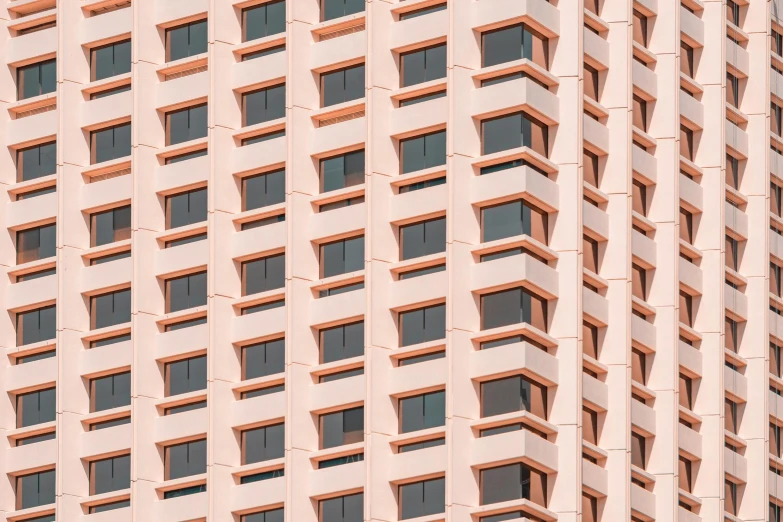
top-left (679, 238), bottom-right (702, 261)
top-left (6, 421), bottom-right (56, 445)
top-left (8, 173), bottom-right (56, 199)
top-left (632, 41), bottom-right (657, 65)
top-left (8, 91), bottom-right (56, 118)
top-left (724, 430), bottom-right (746, 449)
top-left (471, 410), bottom-right (556, 438)
top-left (309, 442), bottom-right (365, 464)
top-left (583, 9), bottom-right (608, 34)
top-left (156, 306), bottom-right (208, 330)
top-left (631, 295), bottom-right (656, 317)
top-left (471, 323), bottom-right (556, 351)
top-left (631, 465), bottom-right (656, 485)
top-left (81, 489), bottom-right (131, 512)
top-left (472, 235), bottom-right (557, 264)
top-left (472, 58), bottom-right (558, 89)
top-left (631, 211), bottom-right (656, 234)
top-left (80, 405), bottom-right (131, 430)
top-left (469, 499), bottom-right (556, 522)
top-left (232, 458), bottom-right (285, 481)
top-left (155, 474), bottom-right (207, 496)
top-left (390, 339), bottom-right (446, 364)
top-left (582, 440), bottom-right (607, 461)
top-left (582, 353), bottom-right (608, 375)
top-left (9, 0), bottom-right (55, 17)
top-left (233, 117), bottom-right (285, 145)
top-left (391, 78), bottom-right (447, 105)
top-left (311, 99), bottom-right (366, 125)
top-left (232, 288), bottom-right (286, 314)
top-left (310, 355), bottom-right (365, 382)
top-left (679, 405), bottom-right (702, 426)
top-left (233, 34), bottom-right (286, 60)
top-left (678, 323), bottom-right (701, 345)
top-left (311, 183), bottom-right (365, 209)
top-left (725, 102), bottom-right (747, 126)
top-left (8, 257), bottom-right (56, 280)
top-left (471, 145), bottom-right (558, 178)
top-left (7, 341), bottom-right (56, 366)
top-left (232, 373), bottom-right (285, 397)
top-left (82, 72), bottom-right (131, 99)
top-left (311, 12), bottom-right (366, 37)
top-left (156, 390), bottom-right (207, 416)
top-left (156, 137), bottom-right (209, 165)
top-left (82, 322), bottom-right (131, 349)
top-left (725, 347), bottom-right (747, 371)
top-left (156, 54), bottom-right (208, 78)
top-left (81, 156), bottom-right (131, 179)
top-left (311, 272), bottom-right (364, 296)
top-left (157, 224), bottom-right (208, 248)
top-left (631, 380), bottom-right (656, 402)
top-left (583, 267), bottom-right (608, 291)
top-left (584, 95), bottom-right (608, 119)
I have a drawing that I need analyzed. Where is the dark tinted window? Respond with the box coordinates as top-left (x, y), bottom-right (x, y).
top-left (243, 129), bottom-right (285, 144)
top-left (400, 477), bottom-right (445, 519)
top-left (243, 46), bottom-right (286, 61)
top-left (18, 59), bottom-right (56, 100)
top-left (401, 131), bottom-right (446, 174)
top-left (244, 0), bottom-right (286, 41)
top-left (91, 454), bottom-right (130, 494)
top-left (320, 407), bottom-right (364, 448)
top-left (16, 268), bottom-right (56, 283)
top-left (399, 264), bottom-right (446, 280)
top-left (166, 439), bottom-right (207, 479)
top-left (321, 64), bottom-right (365, 107)
top-left (320, 196), bottom-right (364, 212)
top-left (91, 371), bottom-right (131, 412)
top-left (16, 186), bottom-right (56, 201)
top-left (401, 44), bottom-right (446, 87)
top-left (91, 205), bottom-right (131, 247)
top-left (90, 500), bottom-right (130, 514)
top-left (399, 3), bottom-right (446, 19)
top-left (166, 187), bottom-right (208, 229)
top-left (243, 423), bottom-right (285, 464)
top-left (243, 253), bottom-right (285, 295)
top-left (244, 84), bottom-right (286, 126)
top-left (243, 338), bottom-right (285, 379)
top-left (166, 356), bottom-right (207, 396)
top-left (90, 416), bottom-right (131, 430)
top-left (16, 431), bottom-right (56, 446)
top-left (165, 401), bottom-right (207, 415)
top-left (482, 112), bottom-right (548, 156)
top-left (91, 334), bottom-right (131, 348)
top-left (481, 375), bottom-right (547, 419)
top-left (242, 214), bottom-right (286, 230)
top-left (166, 272), bottom-right (207, 312)
top-left (400, 217), bottom-right (446, 260)
top-left (17, 469), bottom-right (55, 509)
top-left (17, 387), bottom-right (56, 428)
top-left (482, 200), bottom-right (547, 243)
top-left (482, 24), bottom-right (547, 68)
top-left (480, 463), bottom-right (546, 506)
top-left (17, 306), bottom-right (56, 346)
top-left (243, 508), bottom-right (285, 522)
top-left (400, 391), bottom-right (445, 433)
top-left (244, 169), bottom-right (285, 211)
top-left (166, 233), bottom-right (207, 248)
top-left (91, 84), bottom-right (131, 99)
top-left (321, 321), bottom-right (364, 363)
top-left (400, 304), bottom-right (446, 347)
top-left (399, 90), bottom-right (446, 107)
top-left (320, 368), bottom-right (364, 382)
top-left (166, 149), bottom-right (207, 164)
top-left (166, 20), bottom-right (208, 61)
top-left (321, 150), bottom-right (364, 192)
top-left (322, 0), bottom-right (365, 21)
top-left (17, 142), bottom-right (56, 182)
top-left (91, 123), bottom-right (131, 164)
top-left (92, 40), bottom-right (131, 81)
top-left (242, 384), bottom-right (285, 399)
top-left (167, 104), bottom-right (208, 145)
top-left (481, 287), bottom-right (547, 331)
top-left (16, 350), bottom-right (56, 364)
top-left (321, 236), bottom-right (365, 277)
top-left (398, 351), bottom-right (445, 366)
top-left (91, 251), bottom-right (131, 265)
top-left (91, 289), bottom-right (131, 329)
top-left (17, 223), bottom-right (56, 264)
top-left (399, 177), bottom-right (446, 193)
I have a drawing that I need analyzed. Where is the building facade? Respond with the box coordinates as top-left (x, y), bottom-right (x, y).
top-left (0, 0), bottom-right (781, 520)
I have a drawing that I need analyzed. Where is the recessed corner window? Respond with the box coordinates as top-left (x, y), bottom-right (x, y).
top-left (481, 287), bottom-right (547, 331)
top-left (399, 477), bottom-right (445, 520)
top-left (242, 423), bottom-right (285, 464)
top-left (166, 20), bottom-right (208, 62)
top-left (321, 64), bottom-right (365, 107)
top-left (482, 111), bottom-right (548, 157)
top-left (16, 469), bottom-right (55, 510)
top-left (400, 390), bottom-right (445, 433)
top-left (243, 0), bottom-right (286, 42)
top-left (482, 24), bottom-right (547, 69)
top-left (91, 39), bottom-right (131, 82)
top-left (481, 199), bottom-right (547, 244)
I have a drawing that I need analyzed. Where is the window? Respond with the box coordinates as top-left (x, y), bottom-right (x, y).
top-left (482, 375), bottom-right (546, 419)
top-left (679, 456), bottom-right (692, 493)
top-left (632, 179), bottom-right (647, 216)
top-left (166, 234), bottom-right (207, 248)
top-left (319, 282), bottom-right (364, 297)
top-left (773, 263), bottom-right (782, 297)
top-left (726, 153), bottom-right (739, 189)
top-left (17, 387), bottom-right (56, 428)
top-left (320, 406), bottom-right (364, 448)
top-left (17, 142), bottom-right (56, 182)
top-left (680, 124), bottom-right (693, 160)
top-left (482, 24), bottom-right (547, 68)
top-left (631, 263), bottom-right (646, 300)
top-left (399, 477), bottom-right (445, 519)
top-left (775, 103), bottom-right (783, 137)
top-left (583, 407), bottom-right (598, 444)
top-left (399, 3), bottom-right (446, 20)
top-left (243, 45), bottom-right (286, 61)
top-left (480, 463), bottom-right (546, 507)
top-left (91, 205), bottom-right (131, 247)
top-left (583, 321), bottom-right (598, 358)
top-left (16, 306), bottom-right (56, 346)
top-left (166, 149), bottom-right (207, 164)
top-left (726, 235), bottom-right (739, 271)
top-left (679, 290), bottom-right (693, 327)
top-left (166, 272), bottom-right (207, 312)
top-left (631, 431), bottom-right (646, 468)
top-left (243, 0), bottom-right (285, 41)
top-left (321, 0), bottom-right (364, 21)
top-left (775, 29), bottom-right (783, 56)
top-left (16, 350), bottom-right (56, 365)
top-left (243, 423), bottom-right (284, 464)
top-left (773, 502), bottom-right (782, 522)
top-left (481, 287), bottom-right (547, 332)
top-left (680, 207), bottom-right (693, 243)
top-left (679, 372), bottom-right (692, 409)
top-left (243, 84), bottom-right (285, 126)
top-left (166, 187), bottom-right (208, 229)
top-left (17, 59), bottom-right (56, 100)
top-left (584, 149), bottom-right (599, 187)
top-left (399, 90), bottom-right (446, 107)
top-left (320, 197), bottom-right (365, 212)
top-left (91, 333), bottom-right (131, 348)
top-left (320, 150), bottom-right (364, 192)
top-left (482, 111), bottom-right (548, 157)
top-left (91, 84), bottom-right (131, 99)
top-left (401, 44), bottom-right (446, 87)
top-left (631, 348), bottom-right (646, 385)
top-left (319, 493), bottom-right (363, 522)
top-left (400, 217), bottom-right (446, 260)
top-left (166, 20), bottom-right (208, 61)
top-left (321, 64), bottom-right (365, 107)
top-left (584, 64), bottom-right (598, 100)
top-left (243, 508), bottom-right (285, 522)
top-left (584, 235), bottom-right (599, 273)
top-left (320, 236), bottom-right (364, 278)
top-left (400, 130), bottom-right (446, 174)
top-left (481, 200), bottom-right (547, 244)
top-left (725, 316), bottom-right (738, 352)
top-left (91, 39), bottom-right (131, 81)
top-left (772, 342), bottom-right (782, 378)
top-left (773, 183), bottom-right (782, 216)
top-left (632, 95), bottom-right (647, 132)
top-left (16, 223), bottom-right (56, 264)
top-left (242, 170), bottom-right (285, 211)
top-left (91, 371), bottom-right (131, 412)
top-left (725, 398), bottom-right (738, 434)
top-left (167, 104), bottom-right (208, 145)
top-left (90, 454), bottom-right (130, 495)
top-left (165, 439), bottom-right (207, 479)
top-left (726, 0), bottom-right (739, 25)
top-left (16, 469), bottom-right (55, 509)
top-left (399, 264), bottom-right (446, 280)
top-left (726, 72), bottom-right (739, 107)
top-left (772, 423), bottom-right (782, 458)
top-left (400, 391), bottom-right (445, 433)
top-left (320, 321), bottom-right (364, 363)
top-left (90, 500), bottom-right (130, 514)
top-left (91, 123), bottom-right (131, 164)
top-left (243, 338), bottom-right (285, 380)
top-left (583, 493), bottom-right (598, 522)
top-left (680, 41), bottom-right (694, 77)
top-left (243, 253), bottom-right (285, 295)
top-left (399, 304), bottom-right (445, 347)
top-left (632, 9), bottom-right (647, 46)
top-left (725, 480), bottom-right (737, 515)
top-left (165, 356), bottom-right (207, 396)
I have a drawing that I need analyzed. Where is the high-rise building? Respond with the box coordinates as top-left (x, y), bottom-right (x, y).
top-left (0, 0), bottom-right (781, 520)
